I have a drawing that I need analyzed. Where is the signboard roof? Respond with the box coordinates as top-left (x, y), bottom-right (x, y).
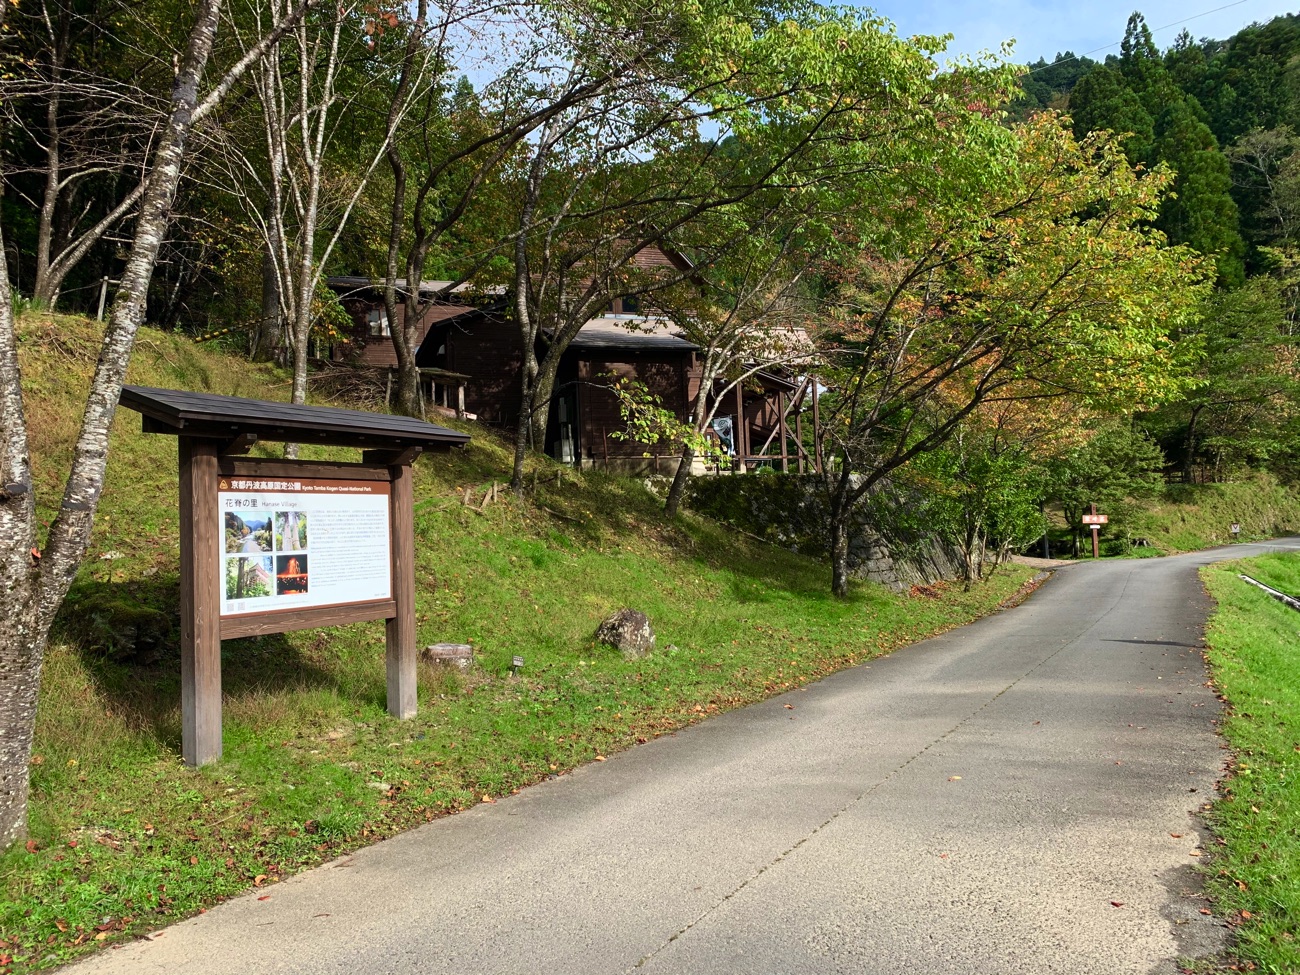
top-left (121, 385), bottom-right (470, 451)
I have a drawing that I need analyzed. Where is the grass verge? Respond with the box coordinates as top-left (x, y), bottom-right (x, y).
top-left (1199, 553), bottom-right (1300, 973)
top-left (0, 314), bottom-right (1035, 972)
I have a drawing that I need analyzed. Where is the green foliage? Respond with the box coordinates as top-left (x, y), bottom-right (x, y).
top-left (1011, 52), bottom-right (1097, 120)
top-left (1142, 279), bottom-right (1300, 481)
top-left (605, 375), bottom-right (723, 465)
top-left (908, 426), bottom-right (1048, 584)
top-left (1069, 64), bottom-right (1155, 163)
top-left (1066, 13), bottom-right (1249, 284)
top-left (1047, 422), bottom-right (1165, 549)
top-left (1153, 99), bottom-right (1247, 286)
top-left (1201, 553), bottom-right (1300, 973)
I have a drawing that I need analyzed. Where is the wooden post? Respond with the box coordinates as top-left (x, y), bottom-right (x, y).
top-left (794, 379), bottom-right (805, 474)
top-left (387, 461), bottom-right (418, 718)
top-left (96, 276), bottom-right (109, 322)
top-left (777, 389), bottom-right (789, 473)
top-left (811, 376), bottom-right (823, 475)
top-left (179, 438), bottom-right (223, 766)
top-left (1090, 502), bottom-right (1100, 559)
top-left (456, 382), bottom-right (466, 419)
top-left (734, 383), bottom-right (745, 471)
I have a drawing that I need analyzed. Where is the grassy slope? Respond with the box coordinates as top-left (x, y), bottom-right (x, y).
top-left (1129, 477), bottom-right (1300, 554)
top-left (1201, 554), bottom-right (1300, 974)
top-left (0, 315), bottom-right (1035, 972)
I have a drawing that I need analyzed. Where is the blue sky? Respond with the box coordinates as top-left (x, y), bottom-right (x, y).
top-left (863, 1), bottom-right (1300, 66)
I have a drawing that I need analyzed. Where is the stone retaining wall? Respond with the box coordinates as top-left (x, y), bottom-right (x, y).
top-left (687, 473), bottom-right (964, 589)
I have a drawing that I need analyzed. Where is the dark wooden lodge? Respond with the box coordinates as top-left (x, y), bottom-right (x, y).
top-left (329, 248), bottom-right (820, 473)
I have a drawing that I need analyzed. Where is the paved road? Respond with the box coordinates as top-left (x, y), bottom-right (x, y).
top-left (68, 540), bottom-right (1300, 975)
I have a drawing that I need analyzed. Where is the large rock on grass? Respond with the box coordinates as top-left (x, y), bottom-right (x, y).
top-left (595, 609), bottom-right (656, 659)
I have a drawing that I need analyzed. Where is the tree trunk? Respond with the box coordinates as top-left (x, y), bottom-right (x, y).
top-left (528, 353), bottom-right (561, 456)
top-left (0, 201), bottom-right (43, 849)
top-left (510, 383), bottom-right (532, 490)
top-left (829, 508), bottom-right (852, 599)
top-left (31, 11), bottom-right (70, 308)
top-left (0, 595), bottom-right (44, 850)
top-left (664, 444), bottom-right (695, 517)
top-left (253, 242), bottom-right (280, 361)
top-left (392, 352), bottom-right (423, 418)
top-left (827, 467), bottom-right (855, 599)
top-left (1182, 405), bottom-right (1202, 485)
top-left (0, 0), bottom-right (223, 849)
top-left (509, 301), bottom-right (539, 491)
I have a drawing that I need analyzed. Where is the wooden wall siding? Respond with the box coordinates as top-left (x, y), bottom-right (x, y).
top-left (339, 298), bottom-right (474, 369)
top-left (446, 315), bottom-right (524, 424)
top-left (748, 396), bottom-right (781, 450)
top-left (577, 355), bottom-right (691, 459)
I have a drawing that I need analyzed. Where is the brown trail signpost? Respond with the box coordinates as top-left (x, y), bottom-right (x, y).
top-left (121, 386), bottom-right (470, 766)
top-left (1081, 504), bottom-right (1108, 559)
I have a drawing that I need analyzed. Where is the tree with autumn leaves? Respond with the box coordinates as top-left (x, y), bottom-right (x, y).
top-left (811, 113), bottom-right (1210, 597)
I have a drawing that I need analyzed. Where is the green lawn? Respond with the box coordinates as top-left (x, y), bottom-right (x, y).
top-left (1201, 552), bottom-right (1300, 973)
top-left (0, 314), bottom-right (1036, 972)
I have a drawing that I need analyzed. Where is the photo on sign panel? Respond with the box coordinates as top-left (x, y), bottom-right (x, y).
top-left (225, 555), bottom-right (273, 600)
top-left (224, 510), bottom-right (273, 554)
top-left (275, 554), bottom-right (309, 595)
top-left (274, 510), bottom-right (308, 552)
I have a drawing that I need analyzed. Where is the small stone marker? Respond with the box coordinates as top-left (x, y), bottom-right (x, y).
top-left (422, 643), bottom-right (474, 669)
top-left (596, 609), bottom-right (656, 659)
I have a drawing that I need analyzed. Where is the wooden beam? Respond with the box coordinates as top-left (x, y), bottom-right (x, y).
top-left (221, 600), bottom-right (398, 640)
top-left (179, 439), bottom-right (223, 767)
top-left (220, 432), bottom-right (258, 456)
top-left (362, 447), bottom-right (423, 467)
top-left (386, 460), bottom-right (418, 719)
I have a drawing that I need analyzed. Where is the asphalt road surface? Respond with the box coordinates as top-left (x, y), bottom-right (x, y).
top-left (67, 539), bottom-right (1300, 975)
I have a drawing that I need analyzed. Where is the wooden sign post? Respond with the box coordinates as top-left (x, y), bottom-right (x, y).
top-left (1081, 504), bottom-right (1109, 559)
top-left (122, 386), bottom-right (469, 766)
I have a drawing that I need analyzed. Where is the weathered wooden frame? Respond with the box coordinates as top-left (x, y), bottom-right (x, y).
top-left (121, 384), bottom-right (469, 768)
top-left (178, 445), bottom-right (419, 766)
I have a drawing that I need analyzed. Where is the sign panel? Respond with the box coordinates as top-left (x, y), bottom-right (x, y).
top-left (218, 474), bottom-right (391, 618)
top-left (1082, 513), bottom-right (1109, 525)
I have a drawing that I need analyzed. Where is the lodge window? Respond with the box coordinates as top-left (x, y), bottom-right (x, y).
top-left (366, 308), bottom-right (390, 337)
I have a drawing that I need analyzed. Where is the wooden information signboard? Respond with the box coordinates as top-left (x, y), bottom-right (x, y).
top-left (121, 385), bottom-right (469, 766)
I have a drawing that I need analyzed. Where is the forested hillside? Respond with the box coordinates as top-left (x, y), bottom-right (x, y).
top-left (1011, 11), bottom-right (1300, 488)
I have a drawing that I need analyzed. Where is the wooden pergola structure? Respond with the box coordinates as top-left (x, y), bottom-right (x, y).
top-left (730, 372), bottom-right (822, 474)
top-left (121, 385), bottom-right (469, 766)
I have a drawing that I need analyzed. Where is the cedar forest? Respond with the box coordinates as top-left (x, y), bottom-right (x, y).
top-left (1, 0), bottom-right (1299, 852)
